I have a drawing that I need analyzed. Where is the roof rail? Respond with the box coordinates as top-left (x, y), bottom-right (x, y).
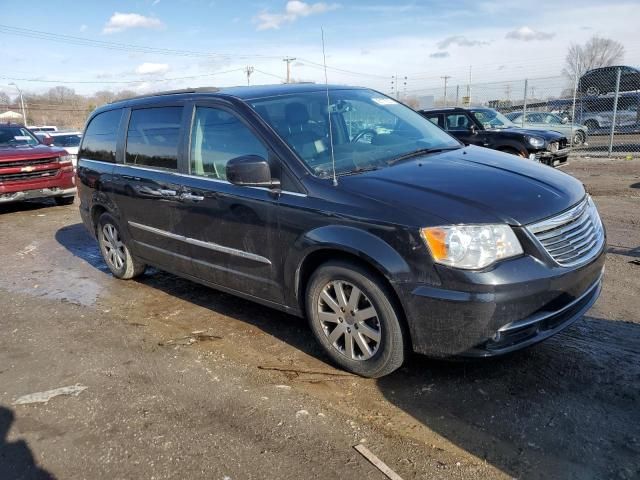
top-left (110, 87), bottom-right (220, 103)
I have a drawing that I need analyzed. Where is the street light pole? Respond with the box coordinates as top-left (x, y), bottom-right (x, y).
top-left (9, 82), bottom-right (26, 125)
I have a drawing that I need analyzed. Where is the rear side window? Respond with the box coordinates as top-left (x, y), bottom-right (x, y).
top-left (126, 107), bottom-right (183, 171)
top-left (446, 113), bottom-right (471, 130)
top-left (80, 109), bottom-right (122, 163)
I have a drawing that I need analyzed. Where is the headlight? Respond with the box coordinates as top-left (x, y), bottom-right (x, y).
top-left (587, 196), bottom-right (602, 231)
top-left (57, 155), bottom-right (74, 164)
top-left (421, 224), bottom-right (523, 269)
top-left (528, 136), bottom-right (545, 148)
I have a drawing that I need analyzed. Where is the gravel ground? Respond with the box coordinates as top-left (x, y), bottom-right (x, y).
top-left (0, 157), bottom-right (638, 480)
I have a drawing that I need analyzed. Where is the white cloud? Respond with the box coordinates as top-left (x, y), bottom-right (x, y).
top-left (436, 35), bottom-right (489, 49)
top-left (79, 24), bottom-right (88, 32)
top-left (135, 62), bottom-right (170, 75)
top-left (255, 1), bottom-right (340, 30)
top-left (505, 26), bottom-right (555, 41)
top-left (429, 51), bottom-right (450, 58)
top-left (103, 12), bottom-right (165, 34)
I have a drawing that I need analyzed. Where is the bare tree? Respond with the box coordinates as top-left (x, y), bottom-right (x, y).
top-left (563, 36), bottom-right (625, 83)
top-left (0, 92), bottom-right (11, 107)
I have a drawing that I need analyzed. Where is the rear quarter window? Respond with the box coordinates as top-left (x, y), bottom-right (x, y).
top-left (80, 109), bottom-right (123, 163)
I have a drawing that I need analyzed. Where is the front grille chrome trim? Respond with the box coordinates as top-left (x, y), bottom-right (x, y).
top-left (527, 197), bottom-right (605, 268)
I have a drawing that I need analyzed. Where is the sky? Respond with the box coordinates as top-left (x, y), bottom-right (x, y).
top-left (1, 0), bottom-right (639, 98)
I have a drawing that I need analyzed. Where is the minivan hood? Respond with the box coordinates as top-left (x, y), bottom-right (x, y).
top-left (339, 146), bottom-right (585, 226)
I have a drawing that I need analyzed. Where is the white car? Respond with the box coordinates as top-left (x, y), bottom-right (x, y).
top-left (48, 131), bottom-right (82, 166)
top-left (28, 125), bottom-right (58, 132)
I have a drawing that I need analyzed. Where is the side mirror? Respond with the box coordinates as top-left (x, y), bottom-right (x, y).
top-left (469, 125), bottom-right (477, 135)
top-left (561, 117), bottom-right (569, 124)
top-left (226, 155), bottom-right (280, 188)
top-left (41, 136), bottom-right (54, 146)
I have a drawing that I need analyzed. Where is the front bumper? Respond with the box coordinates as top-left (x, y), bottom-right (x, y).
top-left (396, 246), bottom-right (606, 357)
top-left (0, 169), bottom-right (76, 203)
top-left (530, 147), bottom-right (571, 162)
top-left (0, 186), bottom-right (77, 203)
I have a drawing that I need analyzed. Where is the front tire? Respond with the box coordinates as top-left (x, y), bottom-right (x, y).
top-left (97, 213), bottom-right (146, 279)
top-left (306, 261), bottom-right (406, 378)
top-left (572, 130), bottom-right (586, 146)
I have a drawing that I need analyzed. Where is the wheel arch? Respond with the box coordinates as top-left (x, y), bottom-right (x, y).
top-left (287, 225), bottom-right (415, 346)
top-left (295, 248), bottom-right (413, 350)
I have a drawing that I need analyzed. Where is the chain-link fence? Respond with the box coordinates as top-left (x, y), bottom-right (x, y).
top-left (408, 67), bottom-right (640, 157)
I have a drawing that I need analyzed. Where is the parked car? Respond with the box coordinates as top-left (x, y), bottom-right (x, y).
top-left (579, 66), bottom-right (640, 97)
top-left (0, 123), bottom-right (76, 205)
top-left (28, 125), bottom-right (58, 133)
top-left (47, 131), bottom-right (82, 166)
top-left (505, 111), bottom-right (588, 146)
top-left (77, 85), bottom-right (605, 377)
top-left (579, 101), bottom-right (639, 130)
top-left (420, 107), bottom-right (570, 165)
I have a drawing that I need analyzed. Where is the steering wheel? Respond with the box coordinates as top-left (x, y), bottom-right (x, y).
top-left (351, 128), bottom-right (378, 144)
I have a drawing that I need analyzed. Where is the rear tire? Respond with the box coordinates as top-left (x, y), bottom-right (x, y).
top-left (97, 213), bottom-right (146, 279)
top-left (584, 120), bottom-right (599, 130)
top-left (306, 260), bottom-right (406, 378)
top-left (54, 196), bottom-right (75, 206)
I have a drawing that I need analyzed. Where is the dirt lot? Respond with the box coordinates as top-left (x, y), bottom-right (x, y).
top-left (1, 157), bottom-right (638, 480)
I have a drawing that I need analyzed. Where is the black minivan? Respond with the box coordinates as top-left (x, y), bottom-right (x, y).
top-left (77, 84), bottom-right (605, 377)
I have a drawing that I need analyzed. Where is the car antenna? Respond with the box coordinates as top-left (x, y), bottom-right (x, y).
top-left (321, 27), bottom-right (338, 186)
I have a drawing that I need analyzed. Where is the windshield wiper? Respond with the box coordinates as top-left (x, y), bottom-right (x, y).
top-left (338, 165), bottom-right (382, 176)
top-left (387, 146), bottom-right (461, 166)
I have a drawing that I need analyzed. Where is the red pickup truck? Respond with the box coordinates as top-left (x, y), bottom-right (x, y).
top-left (0, 123), bottom-right (76, 205)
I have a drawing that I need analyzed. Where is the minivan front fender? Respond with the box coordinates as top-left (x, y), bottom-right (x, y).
top-left (285, 225), bottom-right (413, 309)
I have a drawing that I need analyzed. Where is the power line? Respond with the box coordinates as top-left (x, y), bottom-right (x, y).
top-left (0, 24), bottom-right (283, 60)
top-left (0, 68), bottom-right (246, 85)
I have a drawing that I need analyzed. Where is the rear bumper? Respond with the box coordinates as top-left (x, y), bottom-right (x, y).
top-left (396, 246), bottom-right (606, 357)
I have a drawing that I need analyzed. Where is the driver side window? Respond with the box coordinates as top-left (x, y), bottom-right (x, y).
top-left (190, 107), bottom-right (268, 180)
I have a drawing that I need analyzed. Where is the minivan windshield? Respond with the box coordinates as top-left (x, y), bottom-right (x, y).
top-left (250, 88), bottom-right (460, 177)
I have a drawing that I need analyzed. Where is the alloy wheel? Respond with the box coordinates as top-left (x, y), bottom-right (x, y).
top-left (101, 223), bottom-right (126, 271)
top-left (317, 280), bottom-right (381, 361)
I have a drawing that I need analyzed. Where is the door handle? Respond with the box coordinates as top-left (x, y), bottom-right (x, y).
top-left (179, 192), bottom-right (205, 202)
top-left (158, 189), bottom-right (177, 197)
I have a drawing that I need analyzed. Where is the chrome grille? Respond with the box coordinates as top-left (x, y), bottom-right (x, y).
top-left (527, 197), bottom-right (605, 267)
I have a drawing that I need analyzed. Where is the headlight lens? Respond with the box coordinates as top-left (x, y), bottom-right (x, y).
top-left (58, 154), bottom-right (74, 164)
top-left (587, 196), bottom-right (602, 231)
top-left (421, 224), bottom-right (523, 269)
top-left (528, 136), bottom-right (545, 148)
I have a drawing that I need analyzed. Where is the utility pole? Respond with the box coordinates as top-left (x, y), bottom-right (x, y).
top-left (283, 57), bottom-right (296, 84)
top-left (441, 76), bottom-right (451, 106)
top-left (9, 82), bottom-right (26, 125)
top-left (244, 66), bottom-right (254, 86)
top-left (391, 75), bottom-right (407, 100)
top-left (505, 84), bottom-right (512, 102)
